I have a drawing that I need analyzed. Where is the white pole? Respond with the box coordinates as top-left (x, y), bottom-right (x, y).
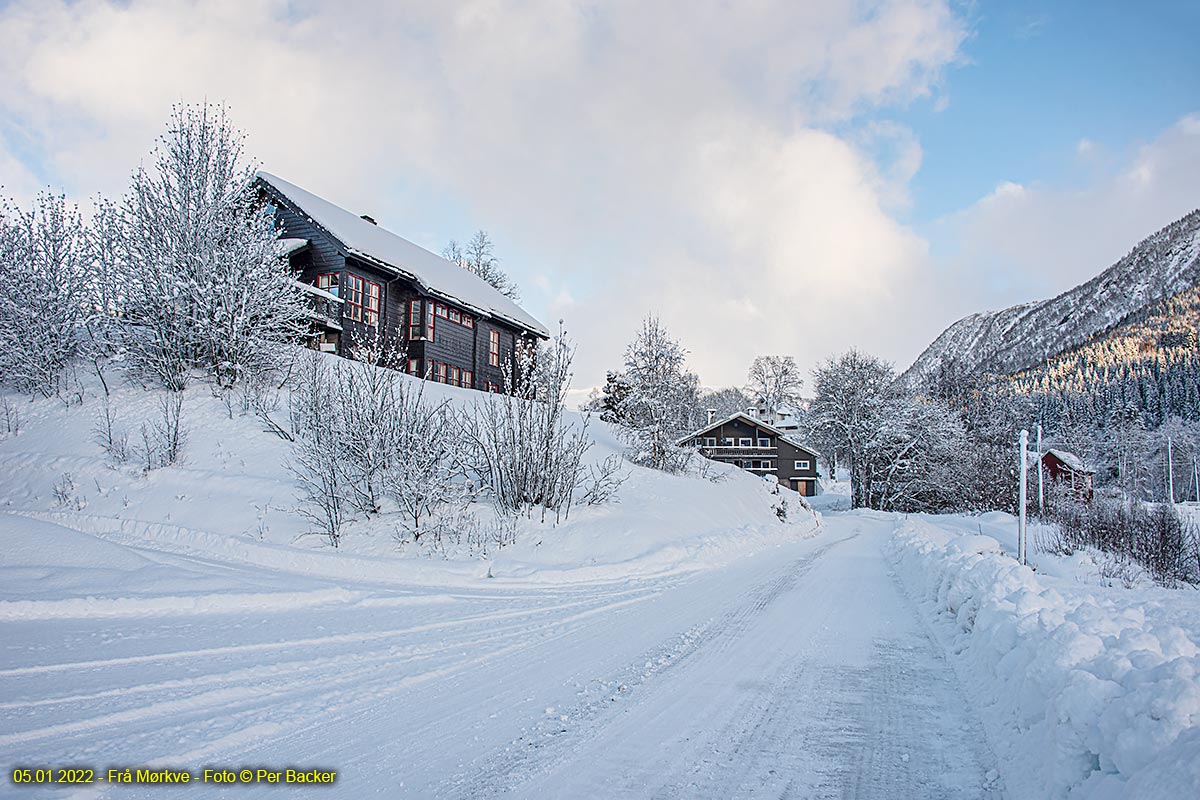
top-left (1166, 436), bottom-right (1175, 504)
top-left (1193, 456), bottom-right (1199, 503)
top-left (1019, 429), bottom-right (1028, 566)
top-left (1036, 423), bottom-right (1044, 514)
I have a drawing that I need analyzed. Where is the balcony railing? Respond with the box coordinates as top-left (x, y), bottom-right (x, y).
top-left (699, 445), bottom-right (777, 459)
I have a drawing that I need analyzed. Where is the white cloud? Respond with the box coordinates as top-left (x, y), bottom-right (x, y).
top-left (933, 114), bottom-right (1200, 318)
top-left (0, 0), bottom-right (969, 388)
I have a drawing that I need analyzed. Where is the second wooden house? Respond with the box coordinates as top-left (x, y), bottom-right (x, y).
top-left (257, 171), bottom-right (549, 391)
top-left (677, 412), bottom-right (821, 496)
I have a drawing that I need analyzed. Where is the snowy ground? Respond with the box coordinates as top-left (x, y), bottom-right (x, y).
top-left (2, 376), bottom-right (1199, 797)
top-left (2, 510), bottom-right (1005, 799)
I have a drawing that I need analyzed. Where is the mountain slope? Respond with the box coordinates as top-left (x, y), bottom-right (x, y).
top-left (902, 209), bottom-right (1200, 388)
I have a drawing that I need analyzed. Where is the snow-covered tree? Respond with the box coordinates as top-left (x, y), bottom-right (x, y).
top-left (701, 386), bottom-right (752, 421)
top-left (807, 350), bottom-right (901, 508)
top-left (0, 192), bottom-right (92, 397)
top-left (120, 103), bottom-right (310, 389)
top-left (443, 230), bottom-right (520, 301)
top-left (745, 355), bottom-right (803, 422)
top-left (616, 315), bottom-right (702, 472)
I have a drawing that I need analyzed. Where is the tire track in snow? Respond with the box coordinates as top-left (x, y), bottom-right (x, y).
top-left (444, 533), bottom-right (859, 797)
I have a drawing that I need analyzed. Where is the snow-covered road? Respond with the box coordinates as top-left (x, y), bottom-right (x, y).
top-left (2, 513), bottom-right (1001, 798)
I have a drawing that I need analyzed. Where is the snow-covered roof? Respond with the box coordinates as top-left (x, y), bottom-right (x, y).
top-left (1045, 449), bottom-right (1091, 473)
top-left (277, 237), bottom-right (310, 256)
top-left (676, 412), bottom-right (821, 457)
top-left (258, 171), bottom-right (549, 338)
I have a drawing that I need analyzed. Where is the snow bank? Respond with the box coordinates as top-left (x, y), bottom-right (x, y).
top-left (888, 518), bottom-right (1200, 799)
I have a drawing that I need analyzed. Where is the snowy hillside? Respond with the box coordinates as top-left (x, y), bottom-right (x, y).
top-left (0, 363), bottom-right (819, 587)
top-left (902, 209), bottom-right (1200, 388)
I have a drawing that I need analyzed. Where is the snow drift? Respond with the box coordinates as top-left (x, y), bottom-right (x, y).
top-left (888, 518), bottom-right (1200, 799)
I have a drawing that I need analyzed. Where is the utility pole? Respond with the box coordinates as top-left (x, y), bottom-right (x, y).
top-left (1036, 423), bottom-right (1044, 514)
top-left (1019, 429), bottom-right (1028, 566)
top-left (1166, 436), bottom-right (1175, 504)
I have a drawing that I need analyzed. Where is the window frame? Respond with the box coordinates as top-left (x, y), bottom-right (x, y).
top-left (408, 299), bottom-right (422, 340)
top-left (794, 459), bottom-right (810, 471)
top-left (315, 272), bottom-right (339, 294)
top-left (488, 330), bottom-right (500, 367)
top-left (739, 437), bottom-right (752, 447)
top-left (425, 301), bottom-right (435, 341)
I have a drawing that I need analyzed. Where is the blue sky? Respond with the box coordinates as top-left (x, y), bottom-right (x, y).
top-left (902, 0), bottom-right (1199, 224)
top-left (0, 1), bottom-right (1197, 389)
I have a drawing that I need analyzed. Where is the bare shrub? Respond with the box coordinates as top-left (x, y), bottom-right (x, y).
top-left (576, 454), bottom-right (628, 506)
top-left (137, 393), bottom-right (186, 471)
top-left (93, 397), bottom-right (129, 463)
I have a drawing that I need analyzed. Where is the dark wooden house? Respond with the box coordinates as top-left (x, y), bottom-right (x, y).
top-left (257, 172), bottom-right (549, 390)
top-left (1042, 449), bottom-right (1095, 500)
top-left (677, 413), bottom-right (821, 496)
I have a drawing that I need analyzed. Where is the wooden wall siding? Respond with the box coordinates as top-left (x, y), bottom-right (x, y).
top-left (688, 414), bottom-right (820, 493)
top-left (262, 179), bottom-right (542, 390)
top-left (271, 200), bottom-right (345, 281)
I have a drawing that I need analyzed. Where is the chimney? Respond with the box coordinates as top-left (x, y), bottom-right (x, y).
top-left (706, 409), bottom-right (717, 424)
top-left (746, 406), bottom-right (757, 419)
top-left (360, 214), bottom-right (377, 225)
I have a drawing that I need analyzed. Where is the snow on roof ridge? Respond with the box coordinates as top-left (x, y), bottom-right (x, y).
top-left (677, 412), bottom-right (821, 456)
top-left (258, 171), bottom-right (549, 337)
top-left (1046, 448), bottom-right (1090, 472)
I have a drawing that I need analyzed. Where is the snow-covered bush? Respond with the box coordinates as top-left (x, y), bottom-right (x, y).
top-left (1041, 484), bottom-right (1199, 587)
top-left (460, 326), bottom-right (592, 522)
top-left (0, 192), bottom-right (92, 398)
top-left (288, 353), bottom-right (351, 547)
top-left (118, 103), bottom-right (309, 390)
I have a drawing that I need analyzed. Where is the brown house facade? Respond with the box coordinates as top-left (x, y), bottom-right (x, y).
top-left (257, 172), bottom-right (549, 390)
top-left (678, 413), bottom-right (821, 496)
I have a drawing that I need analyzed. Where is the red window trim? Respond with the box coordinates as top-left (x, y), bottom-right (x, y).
top-left (462, 369), bottom-right (473, 389)
top-left (425, 301), bottom-right (435, 342)
top-left (315, 272), bottom-right (339, 293)
top-left (345, 274), bottom-right (381, 327)
top-left (488, 330), bottom-right (500, 367)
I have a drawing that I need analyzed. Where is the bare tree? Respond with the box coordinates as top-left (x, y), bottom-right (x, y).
top-left (443, 230), bottom-right (521, 301)
top-left (746, 355), bottom-right (804, 423)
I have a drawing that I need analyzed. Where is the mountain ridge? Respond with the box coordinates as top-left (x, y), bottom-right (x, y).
top-left (901, 208), bottom-right (1200, 388)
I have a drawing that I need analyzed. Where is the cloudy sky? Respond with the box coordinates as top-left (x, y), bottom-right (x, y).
top-left (1, 0), bottom-right (1198, 393)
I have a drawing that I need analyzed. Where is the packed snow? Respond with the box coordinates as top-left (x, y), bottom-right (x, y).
top-left (2, 370), bottom-right (1199, 797)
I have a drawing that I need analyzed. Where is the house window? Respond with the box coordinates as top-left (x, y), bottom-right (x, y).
top-left (463, 369), bottom-right (473, 388)
top-left (436, 362), bottom-right (448, 383)
top-left (315, 273), bottom-right (339, 294)
top-left (795, 460), bottom-right (810, 470)
top-left (344, 275), bottom-right (380, 326)
top-left (703, 437), bottom-right (717, 447)
top-left (435, 303), bottom-right (448, 319)
top-left (408, 358), bottom-right (421, 376)
top-left (486, 382), bottom-right (500, 393)
top-left (722, 438), bottom-right (734, 446)
top-left (450, 366), bottom-right (461, 387)
top-left (408, 300), bottom-right (422, 340)
top-left (489, 330), bottom-right (500, 367)
top-left (743, 460), bottom-right (754, 468)
top-left (739, 438), bottom-right (752, 447)
top-left (758, 438), bottom-right (770, 448)
top-left (463, 314), bottom-right (474, 329)
top-left (425, 301), bottom-right (435, 341)
top-left (449, 308), bottom-right (461, 323)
